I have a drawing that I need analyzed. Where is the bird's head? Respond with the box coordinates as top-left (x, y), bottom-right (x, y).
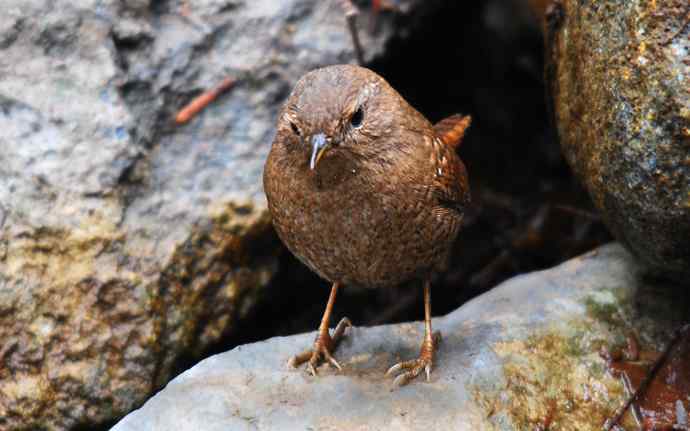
top-left (274, 65), bottom-right (422, 171)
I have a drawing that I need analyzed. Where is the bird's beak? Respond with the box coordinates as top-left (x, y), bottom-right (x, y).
top-left (310, 133), bottom-right (330, 170)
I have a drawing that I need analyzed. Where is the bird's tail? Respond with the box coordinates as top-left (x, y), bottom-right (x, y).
top-left (433, 114), bottom-right (471, 149)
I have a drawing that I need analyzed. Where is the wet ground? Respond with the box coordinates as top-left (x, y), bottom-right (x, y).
top-left (605, 328), bottom-right (690, 430)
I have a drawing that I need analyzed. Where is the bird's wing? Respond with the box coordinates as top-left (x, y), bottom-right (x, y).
top-left (429, 114), bottom-right (471, 215)
top-left (428, 134), bottom-right (471, 217)
top-left (433, 114), bottom-right (471, 149)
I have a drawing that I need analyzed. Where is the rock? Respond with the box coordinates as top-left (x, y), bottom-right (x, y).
top-left (0, 1), bottom-right (439, 429)
top-left (544, 0), bottom-right (690, 281)
top-left (112, 244), bottom-right (688, 431)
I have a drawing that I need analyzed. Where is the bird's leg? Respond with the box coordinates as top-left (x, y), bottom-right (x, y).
top-left (288, 282), bottom-right (352, 375)
top-left (386, 280), bottom-right (441, 386)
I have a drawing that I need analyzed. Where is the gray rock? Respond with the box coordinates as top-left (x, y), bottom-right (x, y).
top-left (545, 0), bottom-right (690, 280)
top-left (112, 244), bottom-right (688, 431)
top-left (0, 1), bottom-right (438, 429)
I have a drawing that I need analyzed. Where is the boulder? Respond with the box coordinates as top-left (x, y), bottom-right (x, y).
top-left (0, 1), bottom-right (438, 429)
top-left (545, 0), bottom-right (690, 280)
top-left (112, 244), bottom-right (689, 431)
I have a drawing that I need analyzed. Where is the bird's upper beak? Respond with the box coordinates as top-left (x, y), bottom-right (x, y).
top-left (310, 133), bottom-right (331, 170)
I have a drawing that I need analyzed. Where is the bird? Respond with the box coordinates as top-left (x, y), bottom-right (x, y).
top-left (263, 64), bottom-right (471, 386)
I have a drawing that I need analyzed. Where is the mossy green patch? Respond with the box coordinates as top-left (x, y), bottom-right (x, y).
top-left (584, 297), bottom-right (622, 326)
top-left (473, 318), bottom-right (632, 431)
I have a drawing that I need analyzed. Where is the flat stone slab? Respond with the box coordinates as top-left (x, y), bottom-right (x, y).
top-left (112, 244), bottom-right (688, 430)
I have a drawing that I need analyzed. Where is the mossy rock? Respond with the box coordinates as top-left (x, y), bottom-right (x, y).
top-left (545, 0), bottom-right (690, 281)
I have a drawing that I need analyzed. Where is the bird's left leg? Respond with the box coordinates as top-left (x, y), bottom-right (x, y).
top-left (386, 279), bottom-right (441, 386)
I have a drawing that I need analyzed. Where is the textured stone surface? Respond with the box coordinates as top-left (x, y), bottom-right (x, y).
top-left (0, 1), bottom-right (438, 429)
top-left (545, 0), bottom-right (690, 280)
top-left (113, 244), bottom-right (688, 431)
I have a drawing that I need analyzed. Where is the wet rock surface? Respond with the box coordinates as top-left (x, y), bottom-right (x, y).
top-left (0, 1), bottom-right (437, 429)
top-left (545, 0), bottom-right (690, 280)
top-left (112, 244), bottom-right (689, 431)
top-left (606, 327), bottom-right (690, 430)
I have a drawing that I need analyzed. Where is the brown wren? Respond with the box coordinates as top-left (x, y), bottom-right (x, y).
top-left (263, 64), bottom-right (471, 386)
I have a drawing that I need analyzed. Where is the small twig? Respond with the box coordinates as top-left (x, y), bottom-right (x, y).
top-left (369, 0), bottom-right (401, 37)
top-left (474, 188), bottom-right (521, 214)
top-left (603, 324), bottom-right (690, 430)
top-left (338, 0), bottom-right (365, 65)
top-left (369, 0), bottom-right (382, 34)
top-left (470, 205), bottom-right (550, 288)
top-left (175, 76), bottom-right (236, 124)
top-left (553, 204), bottom-right (600, 221)
top-left (470, 249), bottom-right (514, 288)
top-left (367, 288), bottom-right (419, 326)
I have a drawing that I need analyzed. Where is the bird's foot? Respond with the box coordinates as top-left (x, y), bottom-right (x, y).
top-left (288, 317), bottom-right (352, 376)
top-left (386, 331), bottom-right (441, 386)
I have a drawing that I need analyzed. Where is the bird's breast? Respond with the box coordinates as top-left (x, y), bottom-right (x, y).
top-left (265, 152), bottom-right (460, 288)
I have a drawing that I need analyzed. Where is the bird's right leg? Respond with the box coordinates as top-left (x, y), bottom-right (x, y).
top-left (288, 282), bottom-right (352, 375)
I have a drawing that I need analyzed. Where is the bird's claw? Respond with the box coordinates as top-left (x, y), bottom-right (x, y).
top-left (386, 330), bottom-right (441, 386)
top-left (386, 357), bottom-right (431, 386)
top-left (288, 317), bottom-right (352, 375)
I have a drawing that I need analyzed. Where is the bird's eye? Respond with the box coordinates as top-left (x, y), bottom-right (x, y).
top-left (350, 107), bottom-right (363, 128)
top-left (289, 121), bottom-right (300, 136)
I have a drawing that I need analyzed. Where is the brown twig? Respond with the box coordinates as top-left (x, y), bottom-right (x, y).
top-left (553, 204), bottom-right (600, 221)
top-left (175, 76), bottom-right (236, 124)
top-left (369, 0), bottom-right (381, 34)
top-left (470, 205), bottom-right (550, 288)
top-left (367, 288), bottom-right (420, 326)
top-left (603, 324), bottom-right (690, 430)
top-left (469, 249), bottom-right (515, 288)
top-left (369, 0), bottom-right (401, 37)
top-left (338, 0), bottom-right (365, 65)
